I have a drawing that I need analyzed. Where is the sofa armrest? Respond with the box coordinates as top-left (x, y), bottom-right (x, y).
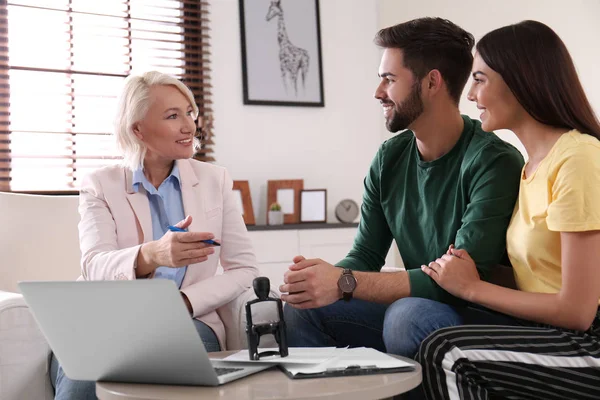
top-left (217, 287), bottom-right (281, 350)
top-left (489, 264), bottom-right (518, 290)
top-left (0, 291), bottom-right (53, 400)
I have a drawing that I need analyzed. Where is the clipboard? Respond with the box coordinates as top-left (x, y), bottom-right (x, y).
top-left (278, 363), bottom-right (415, 379)
top-left (219, 346), bottom-right (416, 380)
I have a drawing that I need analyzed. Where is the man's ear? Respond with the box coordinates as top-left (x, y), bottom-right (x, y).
top-left (425, 69), bottom-right (443, 93)
top-left (132, 122), bottom-right (143, 141)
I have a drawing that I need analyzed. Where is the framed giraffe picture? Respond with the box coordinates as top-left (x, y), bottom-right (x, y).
top-left (238, 0), bottom-right (325, 107)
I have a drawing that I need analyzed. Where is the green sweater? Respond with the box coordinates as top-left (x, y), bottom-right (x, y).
top-left (337, 115), bottom-right (524, 306)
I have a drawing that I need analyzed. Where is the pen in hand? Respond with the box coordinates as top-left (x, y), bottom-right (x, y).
top-left (167, 225), bottom-right (221, 246)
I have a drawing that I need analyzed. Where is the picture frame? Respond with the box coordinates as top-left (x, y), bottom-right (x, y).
top-left (267, 179), bottom-right (304, 224)
top-left (238, 0), bottom-right (325, 107)
top-left (300, 189), bottom-right (327, 223)
top-left (232, 180), bottom-right (256, 225)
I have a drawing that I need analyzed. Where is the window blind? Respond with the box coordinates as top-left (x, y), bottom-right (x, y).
top-left (0, 0), bottom-right (213, 192)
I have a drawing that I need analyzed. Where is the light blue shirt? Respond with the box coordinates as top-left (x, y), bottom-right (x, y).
top-left (132, 165), bottom-right (187, 288)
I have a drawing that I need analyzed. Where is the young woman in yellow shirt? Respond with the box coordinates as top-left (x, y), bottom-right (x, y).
top-left (418, 20), bottom-right (600, 400)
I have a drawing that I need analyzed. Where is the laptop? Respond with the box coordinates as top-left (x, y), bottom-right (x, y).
top-left (18, 280), bottom-right (272, 386)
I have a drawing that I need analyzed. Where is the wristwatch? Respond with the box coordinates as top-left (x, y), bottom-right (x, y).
top-left (337, 268), bottom-right (357, 302)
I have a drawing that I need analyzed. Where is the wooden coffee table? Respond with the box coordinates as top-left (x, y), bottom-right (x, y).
top-left (96, 351), bottom-right (422, 400)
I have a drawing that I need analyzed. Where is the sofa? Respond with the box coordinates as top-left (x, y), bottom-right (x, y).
top-left (0, 192), bottom-right (278, 400)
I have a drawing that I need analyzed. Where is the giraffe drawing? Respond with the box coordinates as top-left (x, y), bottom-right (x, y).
top-left (266, 0), bottom-right (310, 96)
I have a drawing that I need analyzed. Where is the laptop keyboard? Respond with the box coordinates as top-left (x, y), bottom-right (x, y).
top-left (215, 367), bottom-right (244, 376)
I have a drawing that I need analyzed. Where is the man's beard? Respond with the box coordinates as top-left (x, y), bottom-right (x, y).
top-left (385, 82), bottom-right (424, 133)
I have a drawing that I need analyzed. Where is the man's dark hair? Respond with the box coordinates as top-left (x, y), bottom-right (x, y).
top-left (374, 18), bottom-right (475, 104)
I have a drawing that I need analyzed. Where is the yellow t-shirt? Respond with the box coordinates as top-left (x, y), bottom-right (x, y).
top-left (507, 130), bottom-right (600, 297)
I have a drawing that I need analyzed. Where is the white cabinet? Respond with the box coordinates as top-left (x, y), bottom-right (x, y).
top-left (297, 228), bottom-right (358, 262)
top-left (247, 225), bottom-right (398, 290)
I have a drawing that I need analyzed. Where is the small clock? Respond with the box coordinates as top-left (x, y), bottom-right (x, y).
top-left (335, 199), bottom-right (359, 223)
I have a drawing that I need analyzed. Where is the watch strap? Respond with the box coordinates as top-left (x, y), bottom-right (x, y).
top-left (342, 290), bottom-right (352, 301)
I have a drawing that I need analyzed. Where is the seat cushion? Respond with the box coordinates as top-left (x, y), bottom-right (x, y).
top-left (0, 291), bottom-right (53, 400)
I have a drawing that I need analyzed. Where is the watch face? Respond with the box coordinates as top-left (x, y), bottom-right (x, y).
top-left (338, 273), bottom-right (357, 293)
top-left (335, 199), bottom-right (359, 223)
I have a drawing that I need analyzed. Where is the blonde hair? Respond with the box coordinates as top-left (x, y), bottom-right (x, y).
top-left (114, 71), bottom-right (200, 171)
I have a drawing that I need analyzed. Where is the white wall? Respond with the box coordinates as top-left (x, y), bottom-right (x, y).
top-left (378, 0), bottom-right (600, 157)
top-left (211, 0), bottom-right (383, 224)
top-left (211, 0), bottom-right (600, 225)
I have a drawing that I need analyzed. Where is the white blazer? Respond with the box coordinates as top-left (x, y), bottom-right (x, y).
top-left (77, 158), bottom-right (258, 348)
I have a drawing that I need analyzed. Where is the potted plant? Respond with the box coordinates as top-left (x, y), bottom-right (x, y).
top-left (268, 202), bottom-right (284, 225)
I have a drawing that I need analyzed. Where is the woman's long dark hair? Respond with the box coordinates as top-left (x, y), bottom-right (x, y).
top-left (477, 20), bottom-right (600, 140)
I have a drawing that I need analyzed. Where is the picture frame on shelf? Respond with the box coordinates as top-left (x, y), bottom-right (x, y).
top-left (300, 189), bottom-right (327, 223)
top-left (233, 180), bottom-right (255, 225)
top-left (238, 0), bottom-right (325, 107)
top-left (267, 179), bottom-right (304, 224)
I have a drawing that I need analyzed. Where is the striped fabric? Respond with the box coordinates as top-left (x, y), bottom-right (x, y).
top-left (417, 310), bottom-right (600, 400)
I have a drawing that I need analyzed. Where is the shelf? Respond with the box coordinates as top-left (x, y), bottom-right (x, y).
top-left (247, 222), bottom-right (358, 231)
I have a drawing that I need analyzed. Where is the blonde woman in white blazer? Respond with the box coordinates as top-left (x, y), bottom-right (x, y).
top-left (50, 71), bottom-right (258, 400)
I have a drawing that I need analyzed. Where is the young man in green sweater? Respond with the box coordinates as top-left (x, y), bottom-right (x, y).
top-left (280, 18), bottom-right (524, 358)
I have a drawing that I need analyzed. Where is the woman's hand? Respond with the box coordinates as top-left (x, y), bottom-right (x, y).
top-left (421, 247), bottom-right (482, 301)
top-left (136, 216), bottom-right (216, 277)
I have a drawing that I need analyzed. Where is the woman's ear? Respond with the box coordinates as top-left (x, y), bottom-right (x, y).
top-left (132, 122), bottom-right (143, 141)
